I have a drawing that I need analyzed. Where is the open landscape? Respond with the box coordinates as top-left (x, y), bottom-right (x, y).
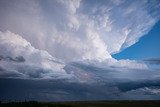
top-left (1, 101), bottom-right (160, 107)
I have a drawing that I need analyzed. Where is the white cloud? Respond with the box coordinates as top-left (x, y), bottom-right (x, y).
top-left (81, 0), bottom-right (160, 54)
top-left (0, 30), bottom-right (73, 79)
top-left (0, 30), bottom-right (148, 80)
top-left (0, 0), bottom-right (159, 61)
top-left (0, 30), bottom-right (158, 83)
top-left (0, 0), bottom-right (160, 80)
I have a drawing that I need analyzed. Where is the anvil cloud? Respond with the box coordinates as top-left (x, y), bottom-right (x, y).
top-left (0, 0), bottom-right (159, 62)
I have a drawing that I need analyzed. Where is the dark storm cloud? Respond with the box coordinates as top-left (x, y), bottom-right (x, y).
top-left (0, 78), bottom-right (160, 102)
top-left (0, 78), bottom-right (114, 101)
top-left (116, 80), bottom-right (160, 92)
top-left (0, 66), bottom-right (24, 78)
top-left (0, 56), bottom-right (25, 63)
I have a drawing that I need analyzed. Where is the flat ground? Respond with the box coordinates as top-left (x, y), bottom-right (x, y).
top-left (0, 100), bottom-right (160, 107)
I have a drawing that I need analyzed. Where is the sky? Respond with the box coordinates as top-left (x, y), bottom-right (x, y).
top-left (0, 0), bottom-right (160, 101)
top-left (113, 20), bottom-right (160, 60)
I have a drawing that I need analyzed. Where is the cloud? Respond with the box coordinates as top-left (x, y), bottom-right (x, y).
top-left (0, 0), bottom-right (160, 101)
top-left (0, 30), bottom-right (155, 81)
top-left (144, 58), bottom-right (160, 70)
top-left (79, 0), bottom-right (160, 54)
top-left (0, 0), bottom-right (159, 80)
top-left (0, 56), bottom-right (25, 63)
top-left (144, 58), bottom-right (160, 65)
top-left (0, 31), bottom-right (72, 79)
top-left (1, 77), bottom-right (160, 101)
top-left (141, 87), bottom-right (160, 95)
top-left (0, 0), bottom-right (159, 61)
top-left (64, 60), bottom-right (160, 83)
top-left (0, 30), bottom-right (149, 82)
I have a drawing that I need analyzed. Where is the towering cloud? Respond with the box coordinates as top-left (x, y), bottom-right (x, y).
top-left (0, 0), bottom-right (160, 80)
top-left (0, 0), bottom-right (159, 61)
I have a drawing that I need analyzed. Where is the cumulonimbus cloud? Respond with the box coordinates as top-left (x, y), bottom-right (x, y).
top-left (0, 0), bottom-right (159, 61)
top-left (0, 30), bottom-right (148, 80)
top-left (0, 0), bottom-right (160, 80)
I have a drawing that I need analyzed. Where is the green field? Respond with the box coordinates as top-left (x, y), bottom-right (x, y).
top-left (0, 101), bottom-right (160, 107)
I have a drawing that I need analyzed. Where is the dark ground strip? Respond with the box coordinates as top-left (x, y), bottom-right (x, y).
top-left (0, 100), bottom-right (160, 107)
